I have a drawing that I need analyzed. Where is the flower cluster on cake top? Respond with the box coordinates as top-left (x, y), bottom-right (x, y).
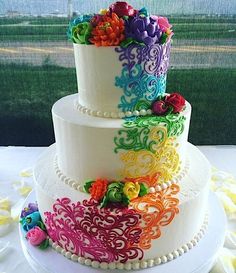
top-left (67, 1), bottom-right (173, 46)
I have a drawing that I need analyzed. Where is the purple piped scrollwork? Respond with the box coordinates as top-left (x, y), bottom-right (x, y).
top-left (115, 42), bottom-right (170, 77)
top-left (115, 42), bottom-right (171, 112)
top-left (44, 198), bottom-right (143, 263)
top-left (144, 42), bottom-right (171, 76)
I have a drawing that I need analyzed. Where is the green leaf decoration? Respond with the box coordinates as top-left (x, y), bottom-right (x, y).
top-left (106, 182), bottom-right (124, 202)
top-left (83, 180), bottom-right (94, 193)
top-left (120, 38), bottom-right (135, 48)
top-left (38, 239), bottom-right (49, 250)
top-left (122, 195), bottom-right (130, 206)
top-left (100, 182), bottom-right (131, 208)
top-left (100, 195), bottom-right (109, 208)
top-left (138, 7), bottom-right (149, 17)
top-left (72, 22), bottom-right (92, 44)
top-left (160, 33), bottom-right (168, 44)
top-left (37, 220), bottom-right (46, 231)
top-left (139, 183), bottom-right (148, 197)
top-left (120, 38), bottom-right (145, 48)
top-left (134, 100), bottom-right (151, 111)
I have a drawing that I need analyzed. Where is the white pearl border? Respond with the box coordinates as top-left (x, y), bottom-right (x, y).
top-left (48, 214), bottom-right (208, 270)
top-left (54, 156), bottom-right (190, 193)
top-left (54, 157), bottom-right (83, 192)
top-left (74, 100), bottom-right (153, 119)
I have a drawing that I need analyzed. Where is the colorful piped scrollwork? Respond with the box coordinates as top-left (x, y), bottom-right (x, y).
top-left (115, 43), bottom-right (170, 77)
top-left (44, 183), bottom-right (179, 262)
top-left (131, 183), bottom-right (180, 250)
top-left (115, 64), bottom-right (167, 112)
top-left (123, 114), bottom-right (186, 136)
top-left (45, 198), bottom-right (144, 263)
top-left (115, 43), bottom-right (170, 113)
top-left (114, 112), bottom-right (186, 153)
top-left (114, 126), bottom-right (167, 154)
top-left (120, 140), bottom-right (180, 183)
top-left (114, 114), bottom-right (184, 183)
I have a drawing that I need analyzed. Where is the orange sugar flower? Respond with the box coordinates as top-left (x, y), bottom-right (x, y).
top-left (89, 13), bottom-right (125, 46)
top-left (89, 179), bottom-right (108, 201)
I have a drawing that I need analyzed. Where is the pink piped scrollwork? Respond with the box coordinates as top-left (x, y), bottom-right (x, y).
top-left (44, 198), bottom-right (144, 263)
top-left (44, 183), bottom-right (180, 263)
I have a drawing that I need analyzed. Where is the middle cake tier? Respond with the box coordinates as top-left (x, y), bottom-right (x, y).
top-left (53, 94), bottom-right (191, 187)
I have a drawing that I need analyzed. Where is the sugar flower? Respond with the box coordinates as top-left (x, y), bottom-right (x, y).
top-left (90, 12), bottom-right (125, 46)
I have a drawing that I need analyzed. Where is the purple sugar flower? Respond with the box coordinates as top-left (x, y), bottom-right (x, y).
top-left (21, 202), bottom-right (38, 218)
top-left (125, 15), bottom-right (162, 45)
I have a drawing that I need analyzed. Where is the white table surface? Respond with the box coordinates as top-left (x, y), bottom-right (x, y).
top-left (0, 145), bottom-right (236, 273)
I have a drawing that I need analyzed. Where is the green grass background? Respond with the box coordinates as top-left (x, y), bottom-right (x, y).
top-left (1, 16), bottom-right (235, 41)
top-left (0, 63), bottom-right (235, 146)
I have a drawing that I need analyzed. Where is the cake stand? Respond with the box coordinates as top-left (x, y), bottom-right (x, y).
top-left (19, 191), bottom-right (226, 273)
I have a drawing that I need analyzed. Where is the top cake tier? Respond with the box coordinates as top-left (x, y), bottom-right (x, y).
top-left (74, 42), bottom-right (171, 114)
top-left (68, 2), bottom-right (173, 116)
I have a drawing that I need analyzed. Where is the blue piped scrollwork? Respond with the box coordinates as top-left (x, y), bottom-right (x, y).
top-left (115, 64), bottom-right (167, 112)
top-left (115, 43), bottom-right (170, 112)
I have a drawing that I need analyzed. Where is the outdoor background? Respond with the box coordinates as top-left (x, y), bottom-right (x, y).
top-left (0, 0), bottom-right (236, 146)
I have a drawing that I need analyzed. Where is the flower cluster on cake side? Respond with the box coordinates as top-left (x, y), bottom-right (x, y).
top-left (20, 203), bottom-right (49, 249)
top-left (67, 1), bottom-right (173, 46)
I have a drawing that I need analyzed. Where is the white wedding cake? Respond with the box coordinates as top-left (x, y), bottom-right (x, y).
top-left (21, 2), bottom-right (211, 270)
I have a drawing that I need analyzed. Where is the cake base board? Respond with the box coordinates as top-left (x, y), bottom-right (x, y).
top-left (19, 190), bottom-right (226, 273)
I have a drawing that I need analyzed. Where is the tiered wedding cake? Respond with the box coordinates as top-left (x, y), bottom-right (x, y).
top-left (30, 2), bottom-right (210, 270)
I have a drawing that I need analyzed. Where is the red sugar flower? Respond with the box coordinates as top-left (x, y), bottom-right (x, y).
top-left (109, 1), bottom-right (135, 17)
top-left (165, 92), bottom-right (186, 113)
top-left (89, 179), bottom-right (108, 201)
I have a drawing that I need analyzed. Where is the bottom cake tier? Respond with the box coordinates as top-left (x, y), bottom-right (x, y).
top-left (34, 143), bottom-right (210, 270)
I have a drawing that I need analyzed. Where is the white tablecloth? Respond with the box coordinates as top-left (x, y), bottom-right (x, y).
top-left (0, 145), bottom-right (236, 273)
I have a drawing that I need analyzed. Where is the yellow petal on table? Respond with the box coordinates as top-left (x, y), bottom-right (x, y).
top-left (0, 198), bottom-right (11, 212)
top-left (0, 241), bottom-right (10, 258)
top-left (225, 230), bottom-right (236, 249)
top-left (211, 248), bottom-right (236, 273)
top-left (19, 168), bottom-right (32, 177)
top-left (223, 189), bottom-right (236, 204)
top-left (12, 180), bottom-right (24, 190)
top-left (11, 198), bottom-right (26, 220)
top-left (211, 167), bottom-right (236, 186)
top-left (215, 192), bottom-right (236, 219)
top-left (210, 182), bottom-right (218, 192)
top-left (0, 210), bottom-right (12, 225)
top-left (0, 215), bottom-right (12, 225)
top-left (18, 186), bottom-right (32, 197)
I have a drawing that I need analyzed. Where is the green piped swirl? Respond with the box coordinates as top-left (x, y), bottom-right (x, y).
top-left (123, 114), bottom-right (186, 137)
top-left (114, 113), bottom-right (186, 154)
top-left (114, 127), bottom-right (155, 154)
